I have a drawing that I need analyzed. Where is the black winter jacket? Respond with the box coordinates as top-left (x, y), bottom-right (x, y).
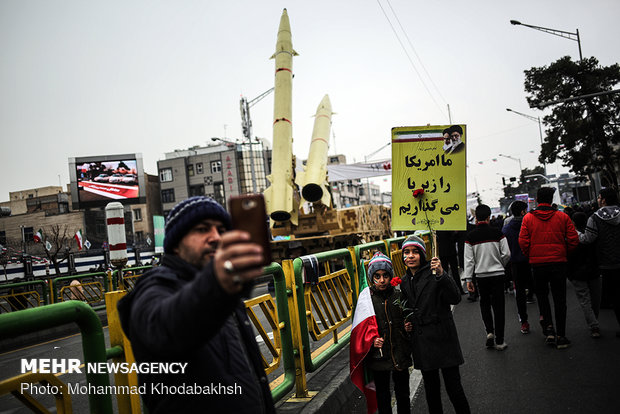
top-left (400, 264), bottom-right (464, 371)
top-left (581, 205), bottom-right (620, 269)
top-left (366, 285), bottom-right (412, 372)
top-left (117, 254), bottom-right (275, 414)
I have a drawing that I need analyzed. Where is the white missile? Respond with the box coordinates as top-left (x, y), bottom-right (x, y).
top-left (264, 8), bottom-right (299, 224)
top-left (296, 94), bottom-right (333, 206)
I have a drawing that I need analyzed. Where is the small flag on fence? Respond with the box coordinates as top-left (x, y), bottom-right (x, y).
top-left (75, 229), bottom-right (84, 250)
top-left (84, 239), bottom-right (91, 250)
top-left (34, 229), bottom-right (43, 243)
top-left (45, 240), bottom-right (53, 251)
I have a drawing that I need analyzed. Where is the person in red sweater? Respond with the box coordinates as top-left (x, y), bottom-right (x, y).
top-left (518, 187), bottom-right (579, 349)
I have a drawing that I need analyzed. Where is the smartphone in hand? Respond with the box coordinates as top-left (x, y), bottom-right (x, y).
top-left (228, 194), bottom-right (272, 266)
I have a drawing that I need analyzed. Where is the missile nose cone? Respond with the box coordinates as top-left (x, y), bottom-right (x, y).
top-left (278, 8), bottom-right (291, 31)
top-left (318, 94), bottom-right (332, 112)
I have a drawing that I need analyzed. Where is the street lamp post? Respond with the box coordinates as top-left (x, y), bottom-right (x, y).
top-left (499, 153), bottom-right (527, 194)
top-left (510, 20), bottom-right (582, 60)
top-left (506, 108), bottom-right (547, 175)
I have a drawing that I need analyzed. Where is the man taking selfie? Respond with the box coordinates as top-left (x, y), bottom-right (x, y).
top-left (118, 196), bottom-right (275, 414)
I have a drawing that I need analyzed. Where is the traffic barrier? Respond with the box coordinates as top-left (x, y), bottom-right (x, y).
top-left (0, 281), bottom-right (48, 313)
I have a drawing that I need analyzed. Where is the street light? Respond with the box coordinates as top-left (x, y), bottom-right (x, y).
top-left (498, 154), bottom-right (523, 175)
top-left (510, 19), bottom-right (582, 60)
top-left (499, 154), bottom-right (527, 194)
top-left (506, 108), bottom-right (547, 175)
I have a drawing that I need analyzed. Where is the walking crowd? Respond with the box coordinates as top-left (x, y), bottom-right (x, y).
top-left (354, 186), bottom-right (620, 414)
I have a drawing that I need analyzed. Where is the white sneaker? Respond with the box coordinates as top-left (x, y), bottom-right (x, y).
top-left (495, 342), bottom-right (508, 351)
top-left (485, 333), bottom-right (495, 348)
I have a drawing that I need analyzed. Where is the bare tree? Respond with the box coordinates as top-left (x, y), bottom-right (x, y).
top-left (42, 224), bottom-right (74, 275)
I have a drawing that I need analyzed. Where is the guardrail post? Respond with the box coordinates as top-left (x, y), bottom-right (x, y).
top-left (105, 291), bottom-right (141, 414)
top-left (281, 259), bottom-right (309, 399)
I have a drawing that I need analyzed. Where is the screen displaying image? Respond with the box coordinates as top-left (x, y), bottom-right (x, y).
top-left (76, 159), bottom-right (139, 202)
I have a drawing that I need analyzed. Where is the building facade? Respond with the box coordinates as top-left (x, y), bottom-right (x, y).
top-left (157, 140), bottom-right (271, 216)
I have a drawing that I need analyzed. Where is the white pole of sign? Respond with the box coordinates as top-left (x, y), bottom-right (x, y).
top-left (105, 202), bottom-right (128, 268)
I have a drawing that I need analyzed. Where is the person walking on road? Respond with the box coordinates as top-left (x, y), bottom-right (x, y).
top-left (400, 235), bottom-right (471, 414)
top-left (502, 201), bottom-right (535, 334)
top-left (519, 187), bottom-right (579, 349)
top-left (578, 187), bottom-right (620, 338)
top-left (568, 212), bottom-right (602, 338)
top-left (117, 196), bottom-right (275, 414)
top-left (464, 204), bottom-right (511, 350)
top-left (437, 230), bottom-right (466, 295)
top-left (366, 252), bottom-right (412, 414)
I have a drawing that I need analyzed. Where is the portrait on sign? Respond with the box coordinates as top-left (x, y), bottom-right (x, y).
top-left (391, 125), bottom-right (467, 231)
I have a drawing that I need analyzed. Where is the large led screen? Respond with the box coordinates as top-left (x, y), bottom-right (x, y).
top-left (76, 159), bottom-right (140, 203)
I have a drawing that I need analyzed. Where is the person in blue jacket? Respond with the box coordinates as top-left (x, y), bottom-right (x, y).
top-left (118, 196), bottom-right (275, 414)
top-left (503, 201), bottom-right (535, 334)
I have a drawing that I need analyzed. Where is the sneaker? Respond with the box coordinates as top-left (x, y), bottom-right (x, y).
top-left (486, 333), bottom-right (495, 348)
top-left (544, 326), bottom-right (556, 346)
top-left (556, 336), bottom-right (571, 349)
top-left (590, 326), bottom-right (601, 338)
top-left (520, 322), bottom-right (530, 334)
top-left (526, 296), bottom-right (536, 304)
top-left (495, 342), bottom-right (508, 351)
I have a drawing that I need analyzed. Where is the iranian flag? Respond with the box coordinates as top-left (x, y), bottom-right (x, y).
top-left (74, 229), bottom-right (84, 250)
top-left (33, 229), bottom-right (43, 243)
top-left (350, 263), bottom-right (379, 414)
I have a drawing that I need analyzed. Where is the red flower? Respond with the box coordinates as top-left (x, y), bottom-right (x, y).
top-left (390, 277), bottom-right (402, 286)
top-left (412, 188), bottom-right (425, 198)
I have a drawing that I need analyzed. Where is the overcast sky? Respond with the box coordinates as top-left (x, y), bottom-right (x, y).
top-left (1, 0), bottom-right (619, 206)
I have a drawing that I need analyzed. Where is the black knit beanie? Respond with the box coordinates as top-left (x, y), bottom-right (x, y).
top-left (163, 196), bottom-right (232, 253)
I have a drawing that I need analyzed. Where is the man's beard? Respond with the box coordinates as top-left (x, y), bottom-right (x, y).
top-left (443, 142), bottom-right (453, 152)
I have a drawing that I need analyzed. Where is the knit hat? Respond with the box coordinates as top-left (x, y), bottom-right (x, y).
top-left (402, 235), bottom-right (426, 255)
top-left (163, 196), bottom-right (232, 253)
top-left (368, 252), bottom-right (393, 280)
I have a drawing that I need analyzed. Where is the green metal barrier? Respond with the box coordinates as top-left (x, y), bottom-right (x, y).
top-left (52, 272), bottom-right (109, 303)
top-left (263, 262), bottom-right (296, 402)
top-left (0, 280), bottom-right (49, 309)
top-left (292, 248), bottom-right (357, 373)
top-left (0, 300), bottom-right (114, 414)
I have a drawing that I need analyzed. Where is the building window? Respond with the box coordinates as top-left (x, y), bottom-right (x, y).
top-left (0, 231), bottom-right (6, 245)
top-left (161, 189), bottom-right (175, 203)
top-left (196, 163), bottom-right (204, 174)
top-left (135, 231), bottom-right (144, 243)
top-left (133, 208), bottom-right (142, 221)
top-left (213, 182), bottom-right (225, 207)
top-left (189, 184), bottom-right (205, 197)
top-left (211, 161), bottom-right (222, 173)
top-left (23, 227), bottom-right (34, 242)
top-left (160, 168), bottom-right (173, 182)
top-left (187, 164), bottom-right (194, 177)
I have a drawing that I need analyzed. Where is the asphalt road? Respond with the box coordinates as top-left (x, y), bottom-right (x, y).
top-left (411, 282), bottom-right (620, 414)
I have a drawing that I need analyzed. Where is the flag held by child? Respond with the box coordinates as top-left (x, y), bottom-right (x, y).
top-left (350, 260), bottom-right (379, 414)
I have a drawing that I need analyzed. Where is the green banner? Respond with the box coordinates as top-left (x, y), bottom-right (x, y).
top-left (153, 215), bottom-right (165, 253)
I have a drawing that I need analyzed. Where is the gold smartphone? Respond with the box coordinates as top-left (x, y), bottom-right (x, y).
top-left (228, 194), bottom-right (272, 266)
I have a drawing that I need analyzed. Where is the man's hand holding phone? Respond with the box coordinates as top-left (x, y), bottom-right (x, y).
top-left (214, 231), bottom-right (264, 295)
